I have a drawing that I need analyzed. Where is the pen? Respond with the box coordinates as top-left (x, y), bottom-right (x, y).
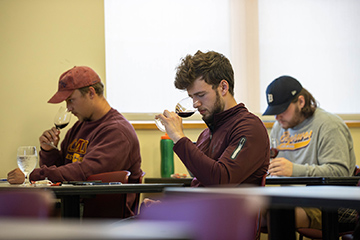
top-left (70, 181), bottom-right (122, 185)
top-left (92, 182), bottom-right (122, 185)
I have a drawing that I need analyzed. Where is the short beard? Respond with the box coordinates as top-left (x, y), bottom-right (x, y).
top-left (203, 90), bottom-right (225, 125)
top-left (285, 105), bottom-right (303, 129)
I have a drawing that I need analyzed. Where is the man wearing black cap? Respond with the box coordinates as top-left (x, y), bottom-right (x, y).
top-left (263, 75), bottom-right (356, 230)
top-left (8, 66), bottom-right (142, 217)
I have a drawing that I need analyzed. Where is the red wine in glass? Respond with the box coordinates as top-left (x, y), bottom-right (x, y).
top-left (155, 97), bottom-right (197, 132)
top-left (175, 97), bottom-right (197, 118)
top-left (270, 138), bottom-right (279, 158)
top-left (177, 111), bottom-right (195, 118)
top-left (54, 106), bottom-right (71, 130)
top-left (55, 123), bottom-right (70, 129)
top-left (48, 107), bottom-right (72, 149)
top-left (270, 148), bottom-right (279, 158)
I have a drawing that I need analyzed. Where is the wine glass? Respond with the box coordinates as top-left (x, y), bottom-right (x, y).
top-left (54, 106), bottom-right (72, 130)
top-left (155, 97), bottom-right (197, 132)
top-left (17, 146), bottom-right (38, 185)
top-left (270, 137), bottom-right (279, 159)
top-left (267, 138), bottom-right (279, 177)
top-left (48, 106), bottom-right (72, 149)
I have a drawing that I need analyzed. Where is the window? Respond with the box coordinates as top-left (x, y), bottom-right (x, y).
top-left (105, 0), bottom-right (360, 121)
top-left (259, 0), bottom-right (360, 115)
top-left (105, 0), bottom-right (230, 120)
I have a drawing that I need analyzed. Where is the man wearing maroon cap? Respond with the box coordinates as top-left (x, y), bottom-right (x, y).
top-left (8, 66), bottom-right (143, 217)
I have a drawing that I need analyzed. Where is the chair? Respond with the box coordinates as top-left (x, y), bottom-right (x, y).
top-left (131, 171), bottom-right (145, 215)
top-left (256, 173), bottom-right (268, 240)
top-left (82, 170), bottom-right (130, 219)
top-left (0, 190), bottom-right (55, 219)
top-left (139, 194), bottom-right (262, 240)
top-left (297, 177), bottom-right (360, 240)
top-left (297, 228), bottom-right (354, 240)
top-left (354, 165), bottom-right (360, 176)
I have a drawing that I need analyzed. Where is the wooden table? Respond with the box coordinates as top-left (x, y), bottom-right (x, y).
top-left (0, 183), bottom-right (184, 218)
top-left (164, 185), bottom-right (360, 240)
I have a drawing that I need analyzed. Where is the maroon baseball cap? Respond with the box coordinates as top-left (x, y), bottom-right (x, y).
top-left (48, 66), bottom-right (101, 103)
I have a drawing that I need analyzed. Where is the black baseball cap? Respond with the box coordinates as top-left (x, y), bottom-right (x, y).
top-left (263, 76), bottom-right (303, 115)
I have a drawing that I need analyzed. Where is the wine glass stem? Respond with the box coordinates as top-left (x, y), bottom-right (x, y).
top-left (47, 142), bottom-right (59, 150)
top-left (21, 174), bottom-right (28, 185)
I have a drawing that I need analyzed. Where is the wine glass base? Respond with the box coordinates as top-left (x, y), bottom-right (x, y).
top-left (19, 182), bottom-right (32, 187)
top-left (19, 177), bottom-right (32, 186)
top-left (155, 118), bottom-right (166, 132)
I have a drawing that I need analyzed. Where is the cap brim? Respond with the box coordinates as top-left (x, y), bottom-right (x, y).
top-left (48, 90), bottom-right (74, 104)
top-left (262, 101), bottom-right (291, 116)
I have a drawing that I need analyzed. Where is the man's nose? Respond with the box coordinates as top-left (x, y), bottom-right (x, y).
top-left (66, 104), bottom-right (72, 112)
top-left (193, 100), bottom-right (200, 108)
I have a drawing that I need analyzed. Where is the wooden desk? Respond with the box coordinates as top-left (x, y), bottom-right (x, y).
top-left (266, 176), bottom-right (360, 186)
top-left (0, 183), bottom-right (184, 218)
top-left (164, 186), bottom-right (360, 240)
top-left (144, 177), bottom-right (193, 187)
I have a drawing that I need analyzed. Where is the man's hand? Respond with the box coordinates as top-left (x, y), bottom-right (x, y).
top-left (7, 168), bottom-right (25, 184)
top-left (142, 198), bottom-right (162, 208)
top-left (268, 157), bottom-right (293, 176)
top-left (39, 127), bottom-right (60, 150)
top-left (155, 110), bottom-right (185, 143)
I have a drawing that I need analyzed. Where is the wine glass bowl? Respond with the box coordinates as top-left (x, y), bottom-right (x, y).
top-left (270, 138), bottom-right (279, 158)
top-left (47, 107), bottom-right (72, 149)
top-left (17, 146), bottom-right (38, 185)
top-left (175, 97), bottom-right (197, 118)
top-left (155, 97), bottom-right (197, 132)
top-left (54, 106), bottom-right (72, 129)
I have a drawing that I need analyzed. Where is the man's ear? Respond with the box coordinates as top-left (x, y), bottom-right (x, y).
top-left (298, 95), bottom-right (305, 108)
top-left (88, 87), bottom-right (96, 98)
top-left (219, 80), bottom-right (229, 95)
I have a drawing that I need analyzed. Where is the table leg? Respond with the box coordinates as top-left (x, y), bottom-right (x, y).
top-left (322, 209), bottom-right (338, 240)
top-left (61, 195), bottom-right (80, 218)
top-left (268, 207), bottom-right (296, 240)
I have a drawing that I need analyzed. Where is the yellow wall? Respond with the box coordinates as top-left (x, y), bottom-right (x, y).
top-left (0, 0), bottom-right (359, 179)
top-left (353, 128), bottom-right (360, 167)
top-left (0, 0), bottom-right (105, 177)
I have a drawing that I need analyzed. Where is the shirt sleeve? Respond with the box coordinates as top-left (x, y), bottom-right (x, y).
top-left (38, 148), bottom-right (65, 167)
top-left (174, 122), bottom-right (269, 186)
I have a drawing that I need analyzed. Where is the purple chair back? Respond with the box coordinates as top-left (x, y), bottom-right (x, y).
top-left (139, 194), bottom-right (262, 240)
top-left (0, 190), bottom-right (54, 218)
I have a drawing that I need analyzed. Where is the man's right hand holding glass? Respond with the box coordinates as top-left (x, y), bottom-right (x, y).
top-left (39, 127), bottom-right (60, 150)
top-left (268, 157), bottom-right (294, 176)
top-left (155, 110), bottom-right (185, 144)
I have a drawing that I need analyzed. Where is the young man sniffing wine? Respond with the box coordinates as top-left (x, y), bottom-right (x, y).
top-left (7, 66), bottom-right (143, 217)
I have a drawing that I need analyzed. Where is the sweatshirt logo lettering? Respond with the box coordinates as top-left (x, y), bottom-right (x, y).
top-left (278, 130), bottom-right (313, 150)
top-left (66, 139), bottom-right (89, 162)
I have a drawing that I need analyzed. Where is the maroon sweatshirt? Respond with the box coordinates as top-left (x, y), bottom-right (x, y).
top-left (174, 103), bottom-right (269, 187)
top-left (30, 108), bottom-right (142, 215)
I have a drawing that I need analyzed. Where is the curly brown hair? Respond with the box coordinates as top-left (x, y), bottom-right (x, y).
top-left (174, 50), bottom-right (234, 95)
